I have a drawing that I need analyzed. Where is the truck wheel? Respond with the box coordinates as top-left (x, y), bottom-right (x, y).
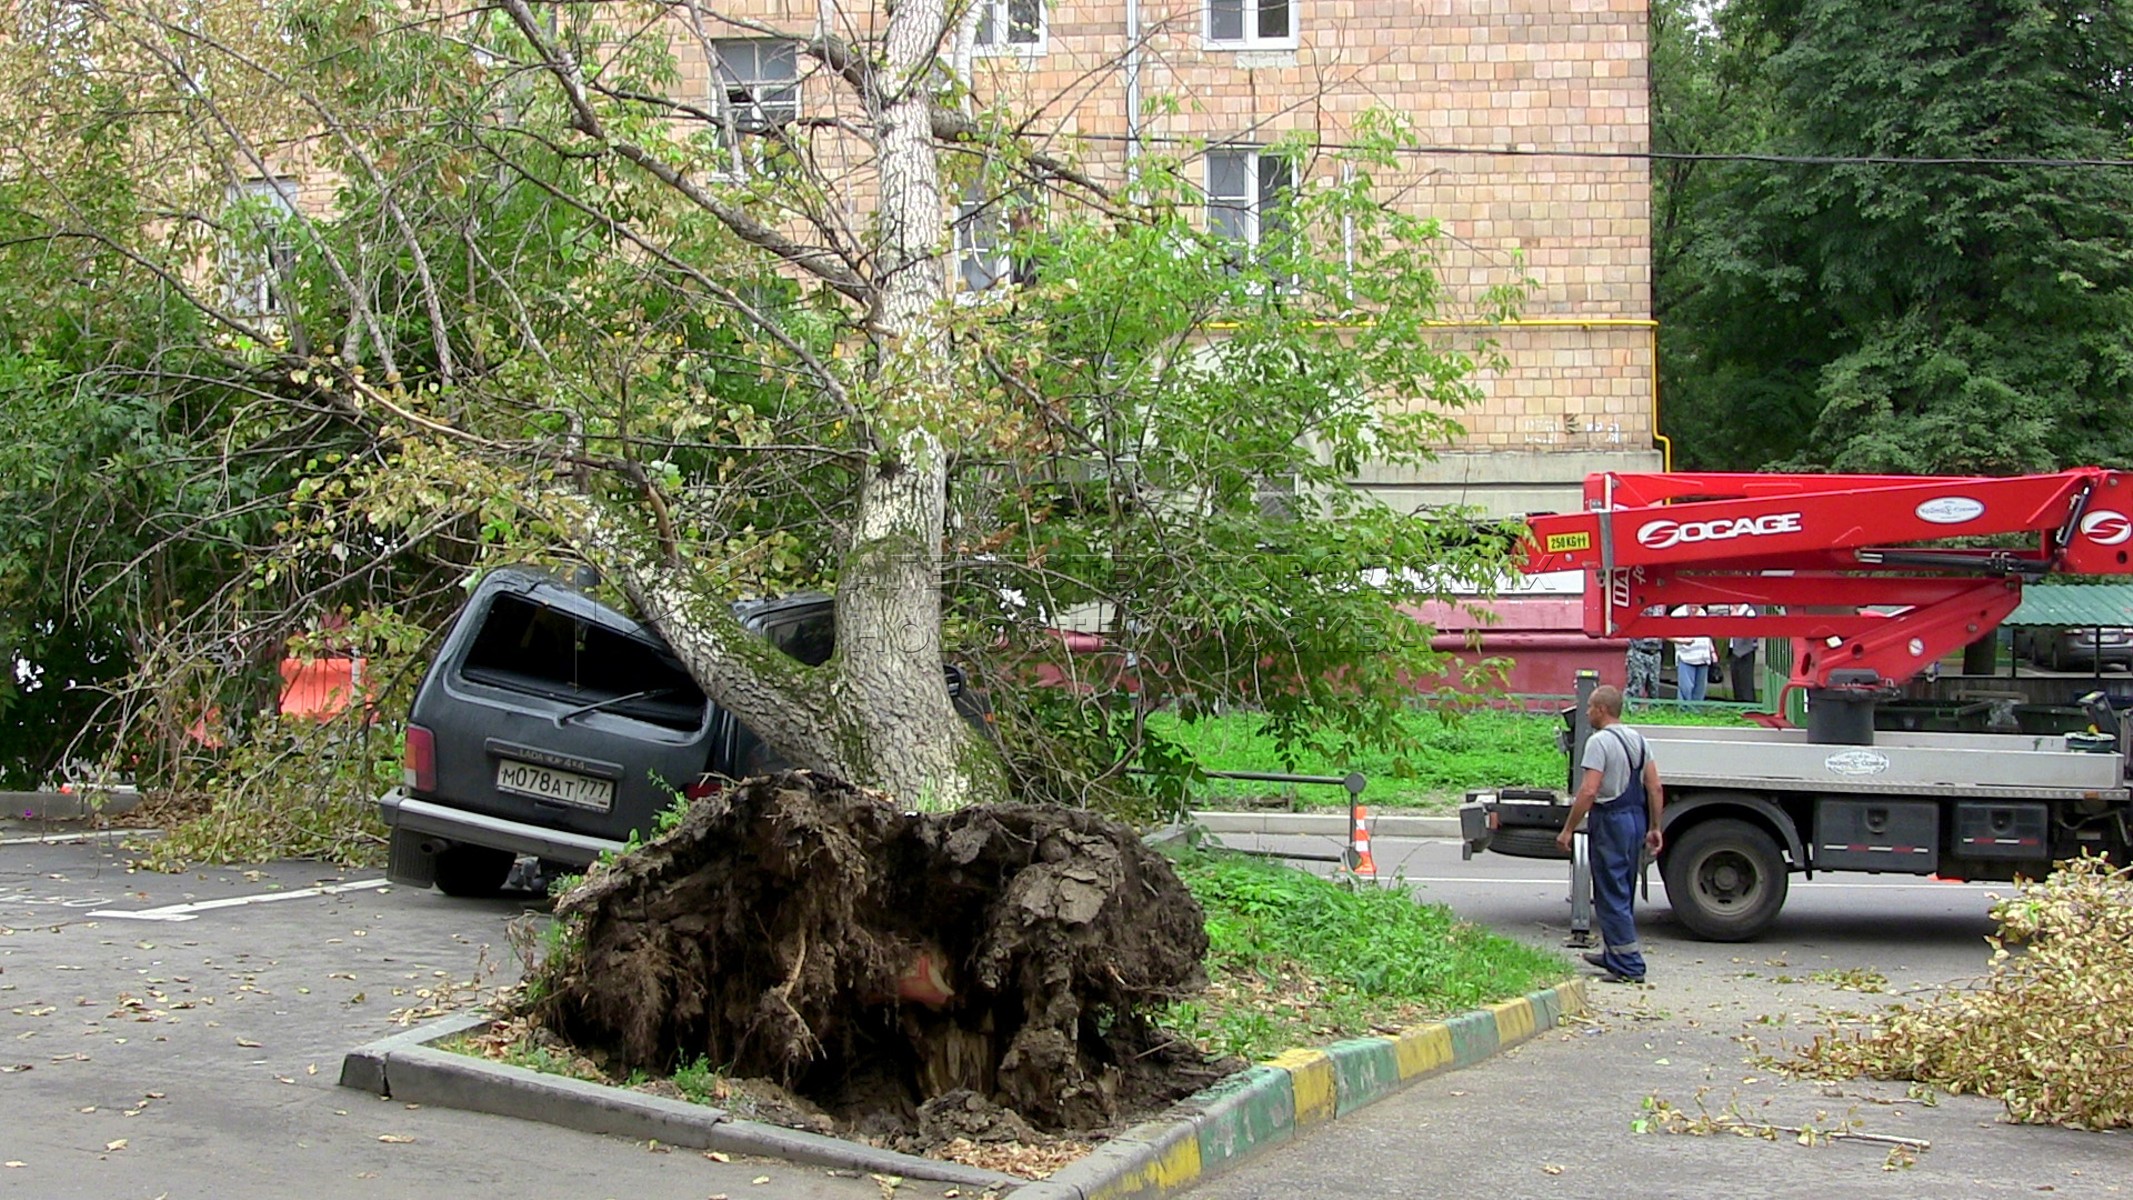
top-left (1661, 819), bottom-right (1788, 942)
top-left (432, 843), bottom-right (516, 898)
top-left (1487, 826), bottom-right (1572, 860)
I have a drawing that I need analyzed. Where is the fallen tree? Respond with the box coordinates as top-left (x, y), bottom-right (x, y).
top-left (525, 771), bottom-right (1221, 1131)
top-left (0, 2), bottom-right (1528, 824)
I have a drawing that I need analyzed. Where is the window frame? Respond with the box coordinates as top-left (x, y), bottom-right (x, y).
top-left (1204, 146), bottom-right (1295, 263)
top-left (953, 182), bottom-right (1036, 295)
top-left (222, 177), bottom-right (300, 320)
top-left (1204, 0), bottom-right (1297, 49)
top-left (710, 38), bottom-right (801, 177)
top-left (972, 0), bottom-right (1046, 57)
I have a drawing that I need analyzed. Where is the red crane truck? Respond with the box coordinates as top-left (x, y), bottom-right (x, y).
top-left (1460, 468), bottom-right (2133, 941)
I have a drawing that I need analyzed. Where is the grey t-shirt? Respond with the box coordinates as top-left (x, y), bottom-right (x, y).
top-left (1582, 725), bottom-right (1652, 804)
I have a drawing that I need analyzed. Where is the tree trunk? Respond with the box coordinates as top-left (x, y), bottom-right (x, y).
top-left (826, 0), bottom-right (1002, 809)
top-left (592, 0), bottom-right (1004, 809)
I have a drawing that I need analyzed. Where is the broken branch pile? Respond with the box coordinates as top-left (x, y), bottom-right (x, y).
top-left (1788, 855), bottom-right (2133, 1129)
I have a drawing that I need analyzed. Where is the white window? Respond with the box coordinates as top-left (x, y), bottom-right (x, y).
top-left (223, 178), bottom-right (299, 318)
top-left (1205, 148), bottom-right (1293, 262)
top-left (973, 0), bottom-right (1045, 54)
top-left (954, 183), bottom-right (1034, 293)
top-left (712, 40), bottom-right (800, 174)
top-left (1206, 0), bottom-right (1294, 47)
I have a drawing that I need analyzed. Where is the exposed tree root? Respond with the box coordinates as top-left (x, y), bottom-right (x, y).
top-left (528, 770), bottom-right (1220, 1132)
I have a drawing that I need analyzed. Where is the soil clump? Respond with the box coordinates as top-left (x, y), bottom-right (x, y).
top-left (526, 770), bottom-right (1227, 1145)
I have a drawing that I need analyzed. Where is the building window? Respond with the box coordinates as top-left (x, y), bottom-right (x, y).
top-left (712, 39), bottom-right (799, 174)
top-left (955, 183), bottom-right (1035, 293)
top-left (223, 178), bottom-right (299, 318)
top-left (1206, 148), bottom-right (1293, 267)
top-left (1206, 0), bottom-right (1293, 46)
top-left (973, 0), bottom-right (1044, 54)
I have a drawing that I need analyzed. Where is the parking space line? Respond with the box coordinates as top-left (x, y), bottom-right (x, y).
top-left (87, 878), bottom-right (390, 922)
top-left (0, 829), bottom-right (160, 847)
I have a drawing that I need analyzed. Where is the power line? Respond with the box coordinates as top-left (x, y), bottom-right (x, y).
top-left (1069, 131), bottom-right (2133, 170)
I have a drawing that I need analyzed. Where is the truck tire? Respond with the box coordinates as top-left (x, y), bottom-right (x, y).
top-left (1661, 818), bottom-right (1788, 942)
top-left (1487, 826), bottom-right (1572, 860)
top-left (432, 843), bottom-right (516, 898)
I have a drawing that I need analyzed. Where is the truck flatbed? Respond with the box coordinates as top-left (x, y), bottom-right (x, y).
top-left (1633, 725), bottom-right (2128, 801)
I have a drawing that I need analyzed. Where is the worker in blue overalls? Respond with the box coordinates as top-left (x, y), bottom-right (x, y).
top-left (1556, 684), bottom-right (1666, 983)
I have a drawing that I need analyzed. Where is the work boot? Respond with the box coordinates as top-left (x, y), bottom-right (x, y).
top-left (1583, 951), bottom-right (1645, 984)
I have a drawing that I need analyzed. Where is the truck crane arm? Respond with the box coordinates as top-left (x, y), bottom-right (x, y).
top-left (1521, 468), bottom-right (2133, 698)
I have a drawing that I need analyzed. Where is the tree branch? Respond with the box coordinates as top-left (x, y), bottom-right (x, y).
top-left (497, 0), bottom-right (872, 303)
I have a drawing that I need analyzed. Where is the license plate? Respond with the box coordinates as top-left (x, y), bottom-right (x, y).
top-left (494, 759), bottom-right (614, 812)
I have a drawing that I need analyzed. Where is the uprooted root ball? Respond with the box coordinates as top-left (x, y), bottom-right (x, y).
top-left (524, 770), bottom-right (1219, 1132)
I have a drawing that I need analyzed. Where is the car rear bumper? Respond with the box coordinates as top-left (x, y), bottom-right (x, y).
top-left (2064, 649), bottom-right (2133, 668)
top-left (378, 789), bottom-right (624, 869)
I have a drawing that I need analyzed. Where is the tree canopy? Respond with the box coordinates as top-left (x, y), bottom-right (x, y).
top-left (1655, 0), bottom-right (2133, 474)
top-left (0, 1), bottom-right (1527, 810)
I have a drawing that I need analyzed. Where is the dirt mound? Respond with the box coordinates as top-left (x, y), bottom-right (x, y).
top-left (527, 771), bottom-right (1221, 1133)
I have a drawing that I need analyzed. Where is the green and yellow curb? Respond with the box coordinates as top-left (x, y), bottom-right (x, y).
top-left (341, 980), bottom-right (1586, 1198)
top-left (1015, 979), bottom-right (1587, 1200)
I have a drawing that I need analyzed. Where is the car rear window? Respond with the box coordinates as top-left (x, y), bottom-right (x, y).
top-left (764, 615), bottom-right (834, 666)
top-left (458, 592), bottom-right (707, 731)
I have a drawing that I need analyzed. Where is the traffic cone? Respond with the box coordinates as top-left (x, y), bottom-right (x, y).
top-left (1347, 802), bottom-right (1378, 881)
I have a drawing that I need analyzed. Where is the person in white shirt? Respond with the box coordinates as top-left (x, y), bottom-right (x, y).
top-left (1670, 606), bottom-right (1715, 703)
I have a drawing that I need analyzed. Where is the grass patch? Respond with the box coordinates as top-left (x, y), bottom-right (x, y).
top-left (1160, 848), bottom-right (1570, 1061)
top-left (1150, 701), bottom-right (1756, 812)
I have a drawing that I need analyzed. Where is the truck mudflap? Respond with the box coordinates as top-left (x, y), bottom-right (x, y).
top-left (1459, 795), bottom-right (1495, 860)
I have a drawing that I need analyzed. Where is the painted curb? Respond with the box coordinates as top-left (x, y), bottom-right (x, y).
top-left (340, 981), bottom-right (1584, 1198)
top-left (1188, 811), bottom-right (1459, 839)
top-left (2, 788), bottom-right (142, 821)
top-left (337, 1015), bottom-right (1021, 1190)
top-left (1007, 979), bottom-right (1588, 1200)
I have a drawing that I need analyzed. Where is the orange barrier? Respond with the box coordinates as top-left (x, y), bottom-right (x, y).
top-left (1347, 802), bottom-right (1378, 880)
top-left (279, 657), bottom-right (363, 718)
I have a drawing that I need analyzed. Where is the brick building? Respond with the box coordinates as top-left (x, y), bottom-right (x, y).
top-left (669, 0), bottom-right (1661, 516)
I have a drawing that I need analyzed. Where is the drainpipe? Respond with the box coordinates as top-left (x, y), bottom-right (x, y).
top-left (1124, 0), bottom-right (1142, 175)
top-left (1341, 163), bottom-right (1355, 301)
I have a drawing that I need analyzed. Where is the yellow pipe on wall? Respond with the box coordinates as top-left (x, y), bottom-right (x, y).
top-left (1649, 323), bottom-right (1671, 471)
top-left (1441, 317), bottom-right (1670, 471)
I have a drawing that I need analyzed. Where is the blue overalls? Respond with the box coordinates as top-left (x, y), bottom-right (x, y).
top-left (1590, 728), bottom-right (1649, 981)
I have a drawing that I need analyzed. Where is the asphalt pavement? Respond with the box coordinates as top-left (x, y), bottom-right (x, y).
top-left (0, 818), bottom-right (889, 1200)
top-left (1184, 830), bottom-right (2130, 1199)
top-left (7, 812), bottom-right (2126, 1199)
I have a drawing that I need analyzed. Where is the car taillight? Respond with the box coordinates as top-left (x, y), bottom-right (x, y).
top-left (684, 776), bottom-right (722, 801)
top-left (403, 725), bottom-right (436, 793)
